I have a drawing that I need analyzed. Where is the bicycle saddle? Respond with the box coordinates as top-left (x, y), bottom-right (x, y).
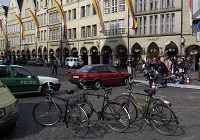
top-left (144, 89), bottom-right (156, 96)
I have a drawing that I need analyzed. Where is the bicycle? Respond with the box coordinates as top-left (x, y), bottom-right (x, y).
top-left (32, 82), bottom-right (90, 138)
top-left (78, 80), bottom-right (131, 132)
top-left (114, 77), bottom-right (179, 135)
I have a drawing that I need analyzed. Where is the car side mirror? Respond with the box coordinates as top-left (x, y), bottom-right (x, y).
top-left (31, 75), bottom-right (36, 78)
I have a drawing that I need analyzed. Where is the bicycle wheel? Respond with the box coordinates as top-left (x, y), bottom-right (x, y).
top-left (67, 105), bottom-right (90, 138)
top-left (114, 95), bottom-right (138, 123)
top-left (103, 102), bottom-right (130, 132)
top-left (150, 103), bottom-right (178, 135)
top-left (33, 101), bottom-right (62, 126)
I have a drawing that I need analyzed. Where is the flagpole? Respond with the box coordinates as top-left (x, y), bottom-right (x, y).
top-left (127, 7), bottom-right (130, 57)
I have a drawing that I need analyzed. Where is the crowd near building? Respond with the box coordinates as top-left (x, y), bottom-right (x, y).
top-left (0, 0), bottom-right (199, 69)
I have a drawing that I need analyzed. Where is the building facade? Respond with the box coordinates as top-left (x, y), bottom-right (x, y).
top-left (0, 0), bottom-right (199, 69)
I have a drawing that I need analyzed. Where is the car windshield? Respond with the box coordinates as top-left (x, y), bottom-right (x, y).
top-left (76, 65), bottom-right (93, 72)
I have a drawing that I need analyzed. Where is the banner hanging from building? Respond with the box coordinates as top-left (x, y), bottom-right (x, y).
top-left (189, 0), bottom-right (192, 26)
top-left (13, 14), bottom-right (25, 40)
top-left (53, 0), bottom-right (67, 37)
top-left (0, 19), bottom-right (8, 44)
top-left (125, 0), bottom-right (138, 29)
top-left (92, 0), bottom-right (105, 33)
top-left (26, 9), bottom-right (40, 38)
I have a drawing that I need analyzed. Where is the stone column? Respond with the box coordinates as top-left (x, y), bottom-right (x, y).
top-left (88, 55), bottom-right (92, 65)
top-left (100, 54), bottom-right (103, 64)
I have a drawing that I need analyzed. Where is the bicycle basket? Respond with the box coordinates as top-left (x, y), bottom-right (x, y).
top-left (68, 93), bottom-right (86, 106)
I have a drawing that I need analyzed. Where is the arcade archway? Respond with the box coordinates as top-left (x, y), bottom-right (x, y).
top-left (115, 45), bottom-right (127, 67)
top-left (102, 46), bottom-right (112, 64)
top-left (147, 42), bottom-right (159, 59)
top-left (80, 47), bottom-right (88, 65)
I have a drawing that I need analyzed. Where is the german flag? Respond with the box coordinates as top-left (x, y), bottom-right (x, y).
top-left (54, 0), bottom-right (67, 37)
top-left (0, 19), bottom-right (8, 44)
top-left (26, 9), bottom-right (40, 38)
top-left (125, 0), bottom-right (138, 29)
top-left (13, 14), bottom-right (25, 40)
top-left (92, 0), bottom-right (105, 33)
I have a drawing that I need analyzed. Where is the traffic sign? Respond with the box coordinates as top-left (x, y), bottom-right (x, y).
top-left (198, 21), bottom-right (200, 31)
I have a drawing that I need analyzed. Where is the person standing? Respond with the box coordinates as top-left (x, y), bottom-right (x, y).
top-left (126, 56), bottom-right (132, 74)
top-left (131, 57), bottom-right (137, 79)
top-left (52, 57), bottom-right (58, 75)
top-left (109, 58), bottom-right (112, 66)
top-left (185, 57), bottom-right (192, 80)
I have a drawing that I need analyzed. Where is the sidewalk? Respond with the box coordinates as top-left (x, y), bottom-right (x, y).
top-left (120, 68), bottom-right (200, 89)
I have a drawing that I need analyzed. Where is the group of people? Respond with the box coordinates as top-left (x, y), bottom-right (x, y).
top-left (142, 56), bottom-right (192, 88)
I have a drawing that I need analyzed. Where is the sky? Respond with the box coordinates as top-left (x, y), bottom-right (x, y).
top-left (0, 0), bottom-right (10, 6)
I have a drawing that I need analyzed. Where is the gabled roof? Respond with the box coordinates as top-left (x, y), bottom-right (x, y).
top-left (3, 6), bottom-right (8, 17)
top-left (17, 0), bottom-right (24, 11)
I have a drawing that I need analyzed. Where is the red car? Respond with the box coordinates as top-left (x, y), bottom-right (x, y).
top-left (69, 64), bottom-right (132, 89)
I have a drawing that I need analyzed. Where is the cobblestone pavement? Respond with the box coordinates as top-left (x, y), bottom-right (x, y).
top-left (1, 66), bottom-right (200, 140)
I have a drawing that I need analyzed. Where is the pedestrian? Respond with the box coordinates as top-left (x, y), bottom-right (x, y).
top-left (56, 57), bottom-right (61, 68)
top-left (126, 56), bottom-right (132, 74)
top-left (52, 57), bottom-right (58, 75)
top-left (197, 58), bottom-right (200, 81)
top-left (109, 58), bottom-right (112, 66)
top-left (114, 58), bottom-right (120, 71)
top-left (131, 57), bottom-right (137, 79)
top-left (185, 57), bottom-right (192, 80)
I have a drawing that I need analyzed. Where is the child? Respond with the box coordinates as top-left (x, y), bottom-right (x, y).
top-left (154, 70), bottom-right (163, 88)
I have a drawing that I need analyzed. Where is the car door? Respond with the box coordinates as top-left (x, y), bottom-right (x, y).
top-left (7, 67), bottom-right (40, 93)
top-left (97, 66), bottom-right (112, 85)
top-left (107, 66), bottom-right (123, 84)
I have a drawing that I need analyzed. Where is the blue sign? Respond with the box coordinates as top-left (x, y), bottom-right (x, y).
top-left (197, 21), bottom-right (200, 31)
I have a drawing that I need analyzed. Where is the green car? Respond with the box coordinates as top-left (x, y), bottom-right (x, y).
top-left (0, 63), bottom-right (61, 95)
top-left (0, 80), bottom-right (19, 133)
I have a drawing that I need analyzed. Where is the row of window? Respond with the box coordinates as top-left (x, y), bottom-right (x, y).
top-left (0, 40), bottom-right (5, 48)
top-left (49, 12), bottom-right (60, 25)
top-left (80, 24), bottom-right (97, 39)
top-left (49, 28), bottom-right (60, 41)
top-left (22, 34), bottom-right (35, 44)
top-left (104, 19), bottom-right (125, 36)
top-left (8, 36), bottom-right (20, 45)
top-left (136, 13), bottom-right (175, 35)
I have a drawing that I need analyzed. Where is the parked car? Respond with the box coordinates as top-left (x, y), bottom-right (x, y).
top-left (0, 63), bottom-right (61, 95)
top-left (13, 57), bottom-right (27, 65)
top-left (46, 59), bottom-right (62, 68)
top-left (69, 64), bottom-right (132, 89)
top-left (65, 57), bottom-right (84, 68)
top-left (27, 58), bottom-right (44, 66)
top-left (0, 81), bottom-right (19, 133)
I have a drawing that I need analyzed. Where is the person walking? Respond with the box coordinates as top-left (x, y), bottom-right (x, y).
top-left (114, 58), bottom-right (120, 71)
top-left (52, 57), bottom-right (58, 75)
top-left (131, 57), bottom-right (137, 79)
top-left (126, 56), bottom-right (132, 74)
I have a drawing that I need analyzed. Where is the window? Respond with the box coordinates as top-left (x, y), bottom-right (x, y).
top-left (44, 13), bottom-right (47, 25)
top-left (68, 29), bottom-right (72, 39)
top-left (81, 6), bottom-right (85, 18)
top-left (11, 67), bottom-right (31, 78)
top-left (111, 20), bottom-right (117, 36)
top-left (68, 10), bottom-right (71, 20)
top-left (143, 16), bottom-right (146, 34)
top-left (0, 67), bottom-right (10, 78)
top-left (161, 14), bottom-right (164, 33)
top-left (161, 0), bottom-right (165, 9)
top-left (41, 31), bottom-right (43, 41)
top-left (92, 24), bottom-right (97, 37)
top-left (32, 34), bottom-right (35, 43)
top-left (118, 19), bottom-right (125, 35)
top-left (104, 0), bottom-right (110, 15)
top-left (49, 14), bottom-right (52, 25)
top-left (57, 28), bottom-right (60, 40)
top-left (73, 28), bottom-right (76, 39)
top-left (172, 0), bottom-right (175, 7)
top-left (119, 0), bottom-right (125, 12)
top-left (166, 0), bottom-right (170, 8)
top-left (139, 0), bottom-right (142, 12)
top-left (154, 15), bottom-right (158, 33)
top-left (166, 14), bottom-right (170, 33)
top-left (81, 26), bottom-right (86, 38)
top-left (134, 0), bottom-right (138, 12)
top-left (144, 0), bottom-right (146, 11)
top-left (49, 30), bottom-right (53, 41)
top-left (149, 16), bottom-right (153, 34)
top-left (150, 0), bottom-right (153, 10)
top-left (72, 9), bottom-right (76, 19)
top-left (111, 0), bottom-right (117, 13)
top-left (86, 4), bottom-right (91, 17)
top-left (138, 17), bottom-right (142, 35)
top-left (104, 22), bottom-right (110, 36)
top-left (53, 29), bottom-right (57, 40)
top-left (86, 26), bottom-right (91, 37)
top-left (171, 13), bottom-right (175, 32)
top-left (44, 30), bottom-right (46, 40)
top-left (155, 0), bottom-right (158, 9)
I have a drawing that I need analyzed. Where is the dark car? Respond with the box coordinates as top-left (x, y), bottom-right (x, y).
top-left (46, 60), bottom-right (53, 67)
top-left (69, 64), bottom-right (132, 89)
top-left (13, 57), bottom-right (27, 65)
top-left (27, 58), bottom-right (44, 66)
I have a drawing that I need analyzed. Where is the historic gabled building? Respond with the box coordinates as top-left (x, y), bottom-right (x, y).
top-left (0, 0), bottom-right (199, 69)
top-left (0, 3), bottom-right (8, 58)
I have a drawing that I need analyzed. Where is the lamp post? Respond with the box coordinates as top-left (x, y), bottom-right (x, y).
top-left (180, 0), bottom-right (183, 57)
top-left (60, 0), bottom-right (63, 62)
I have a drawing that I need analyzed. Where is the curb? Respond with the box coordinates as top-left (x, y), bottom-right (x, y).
top-left (134, 80), bottom-right (200, 90)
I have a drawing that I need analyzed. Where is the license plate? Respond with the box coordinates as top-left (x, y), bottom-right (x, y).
top-left (73, 76), bottom-right (79, 79)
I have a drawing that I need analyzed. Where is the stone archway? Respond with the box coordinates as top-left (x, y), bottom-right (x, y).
top-left (131, 43), bottom-right (142, 61)
top-left (102, 46), bottom-right (112, 64)
top-left (71, 48), bottom-right (78, 57)
top-left (12, 51), bottom-right (16, 61)
top-left (90, 46), bottom-right (99, 64)
top-left (49, 49), bottom-right (54, 59)
top-left (27, 49), bottom-right (31, 60)
top-left (38, 47), bottom-right (42, 58)
top-left (32, 49), bottom-right (36, 58)
top-left (56, 48), bottom-right (61, 60)
top-left (164, 41), bottom-right (178, 58)
top-left (17, 50), bottom-right (20, 58)
top-left (185, 45), bottom-right (200, 70)
top-left (115, 45), bottom-right (127, 67)
top-left (80, 47), bottom-right (88, 65)
top-left (43, 47), bottom-right (48, 61)
top-left (147, 42), bottom-right (159, 59)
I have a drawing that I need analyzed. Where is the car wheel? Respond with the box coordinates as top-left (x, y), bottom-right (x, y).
top-left (122, 77), bottom-right (129, 85)
top-left (93, 80), bottom-right (101, 90)
top-left (41, 83), bottom-right (50, 95)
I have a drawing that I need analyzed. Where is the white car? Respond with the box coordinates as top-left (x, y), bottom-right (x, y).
top-left (65, 57), bottom-right (84, 68)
